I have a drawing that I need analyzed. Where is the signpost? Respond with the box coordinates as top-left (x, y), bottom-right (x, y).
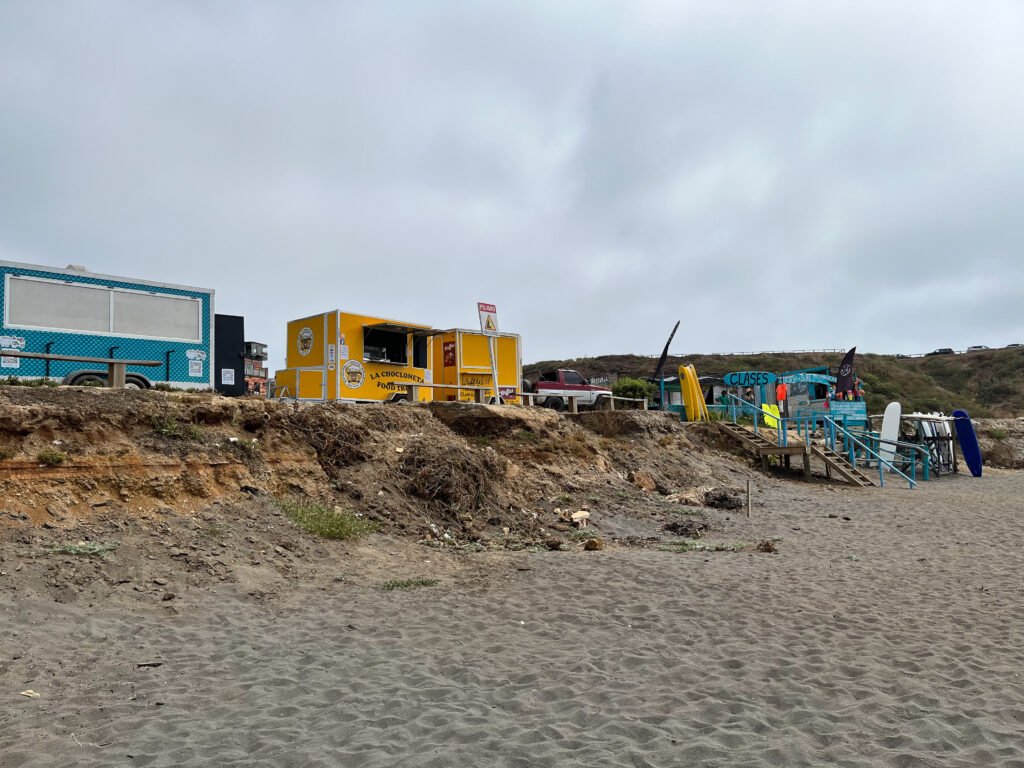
top-left (478, 302), bottom-right (501, 404)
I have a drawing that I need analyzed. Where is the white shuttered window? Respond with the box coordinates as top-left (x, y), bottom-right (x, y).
top-left (6, 276), bottom-right (202, 342)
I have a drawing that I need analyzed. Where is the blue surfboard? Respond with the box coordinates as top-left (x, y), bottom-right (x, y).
top-left (952, 409), bottom-right (982, 477)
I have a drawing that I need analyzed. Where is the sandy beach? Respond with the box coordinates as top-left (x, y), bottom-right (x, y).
top-left (2, 469), bottom-right (1023, 767)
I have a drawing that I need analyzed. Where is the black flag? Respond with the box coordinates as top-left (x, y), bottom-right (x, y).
top-left (835, 347), bottom-right (857, 395)
top-left (652, 321), bottom-right (680, 383)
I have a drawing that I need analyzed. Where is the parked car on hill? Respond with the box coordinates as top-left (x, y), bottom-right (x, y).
top-left (926, 348), bottom-right (955, 356)
top-left (966, 345), bottom-right (990, 352)
top-left (526, 369), bottom-right (612, 411)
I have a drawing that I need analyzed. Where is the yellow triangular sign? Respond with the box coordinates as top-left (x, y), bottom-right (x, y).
top-left (485, 316), bottom-right (496, 331)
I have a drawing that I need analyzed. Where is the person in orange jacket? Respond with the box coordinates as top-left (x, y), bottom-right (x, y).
top-left (775, 380), bottom-right (788, 416)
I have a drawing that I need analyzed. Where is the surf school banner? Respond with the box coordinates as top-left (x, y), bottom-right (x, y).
top-left (782, 373), bottom-right (836, 385)
top-left (722, 371), bottom-right (776, 388)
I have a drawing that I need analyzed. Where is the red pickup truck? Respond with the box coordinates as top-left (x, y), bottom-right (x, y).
top-left (527, 369), bottom-right (612, 411)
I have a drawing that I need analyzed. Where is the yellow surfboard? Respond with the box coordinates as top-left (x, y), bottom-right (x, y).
top-left (691, 365), bottom-right (710, 420)
top-left (678, 365), bottom-right (708, 422)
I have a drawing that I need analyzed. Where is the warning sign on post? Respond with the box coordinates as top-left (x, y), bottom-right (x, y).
top-left (477, 302), bottom-right (498, 336)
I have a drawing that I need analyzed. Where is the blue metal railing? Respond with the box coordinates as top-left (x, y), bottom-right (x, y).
top-left (718, 393), bottom-right (789, 447)
top-left (789, 412), bottom-right (930, 484)
top-left (846, 428), bottom-right (931, 482)
top-left (712, 394), bottom-right (919, 489)
top-left (818, 415), bottom-right (917, 489)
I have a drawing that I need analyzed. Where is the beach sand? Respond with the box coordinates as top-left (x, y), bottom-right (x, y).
top-left (3, 471), bottom-right (1024, 767)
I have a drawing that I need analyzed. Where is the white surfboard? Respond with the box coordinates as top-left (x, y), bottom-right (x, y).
top-left (879, 402), bottom-right (901, 470)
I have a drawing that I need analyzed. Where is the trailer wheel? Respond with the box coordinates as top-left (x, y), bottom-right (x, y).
top-left (124, 375), bottom-right (151, 390)
top-left (69, 373), bottom-right (106, 387)
top-left (543, 397), bottom-right (565, 412)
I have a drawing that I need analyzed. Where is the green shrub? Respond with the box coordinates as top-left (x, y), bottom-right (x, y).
top-left (152, 414), bottom-right (202, 440)
top-left (152, 414), bottom-right (184, 438)
top-left (229, 438), bottom-right (260, 457)
top-left (1, 376), bottom-right (58, 388)
top-left (46, 541), bottom-right (119, 557)
top-left (612, 377), bottom-right (655, 401)
top-left (37, 449), bottom-right (67, 466)
top-left (660, 539), bottom-right (742, 553)
top-left (278, 500), bottom-right (378, 540)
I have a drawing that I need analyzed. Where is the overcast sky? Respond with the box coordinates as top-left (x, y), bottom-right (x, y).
top-left (2, 2), bottom-right (1023, 372)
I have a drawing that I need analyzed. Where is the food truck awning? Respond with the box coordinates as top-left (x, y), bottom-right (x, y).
top-left (363, 322), bottom-right (442, 337)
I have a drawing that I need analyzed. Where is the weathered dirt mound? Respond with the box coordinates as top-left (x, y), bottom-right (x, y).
top-left (0, 387), bottom-right (761, 549)
top-left (975, 418), bottom-right (1024, 469)
top-left (573, 410), bottom-right (680, 438)
top-left (427, 401), bottom-right (560, 438)
top-left (398, 437), bottom-right (505, 536)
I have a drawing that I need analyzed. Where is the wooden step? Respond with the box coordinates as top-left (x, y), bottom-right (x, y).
top-left (718, 423), bottom-right (776, 448)
top-left (810, 445), bottom-right (875, 487)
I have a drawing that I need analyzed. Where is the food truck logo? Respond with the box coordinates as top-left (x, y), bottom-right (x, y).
top-left (297, 327), bottom-right (314, 357)
top-left (342, 360), bottom-right (365, 389)
top-left (442, 341), bottom-right (456, 367)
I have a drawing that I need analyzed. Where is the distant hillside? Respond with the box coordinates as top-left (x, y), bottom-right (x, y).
top-left (525, 349), bottom-right (1024, 417)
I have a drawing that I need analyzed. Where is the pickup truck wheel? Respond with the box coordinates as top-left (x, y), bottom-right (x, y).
top-left (125, 375), bottom-right (151, 390)
top-left (543, 397), bottom-right (565, 412)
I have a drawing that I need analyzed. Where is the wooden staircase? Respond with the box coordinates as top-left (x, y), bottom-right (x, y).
top-left (718, 422), bottom-right (777, 452)
top-left (809, 445), bottom-right (875, 487)
top-left (718, 422), bottom-right (874, 487)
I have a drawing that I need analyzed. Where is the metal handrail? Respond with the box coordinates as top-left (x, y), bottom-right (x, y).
top-left (721, 393), bottom-right (788, 447)
top-left (846, 428), bottom-right (931, 481)
top-left (820, 416), bottom-right (916, 489)
top-left (790, 413), bottom-right (930, 484)
top-left (718, 396), bottom-right (916, 488)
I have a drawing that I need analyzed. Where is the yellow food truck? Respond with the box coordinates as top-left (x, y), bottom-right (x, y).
top-left (274, 310), bottom-right (434, 402)
top-left (274, 311), bottom-right (521, 404)
top-left (432, 328), bottom-right (521, 404)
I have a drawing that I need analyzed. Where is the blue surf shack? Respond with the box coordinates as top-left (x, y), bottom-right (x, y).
top-left (781, 367), bottom-right (868, 428)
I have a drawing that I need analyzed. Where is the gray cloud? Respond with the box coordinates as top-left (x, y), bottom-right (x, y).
top-left (2, 1), bottom-right (1023, 374)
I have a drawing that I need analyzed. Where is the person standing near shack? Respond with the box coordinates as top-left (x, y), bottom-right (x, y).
top-left (775, 379), bottom-right (788, 417)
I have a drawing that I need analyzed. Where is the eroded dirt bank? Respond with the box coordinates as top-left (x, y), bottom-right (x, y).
top-left (0, 387), bottom-right (769, 604)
